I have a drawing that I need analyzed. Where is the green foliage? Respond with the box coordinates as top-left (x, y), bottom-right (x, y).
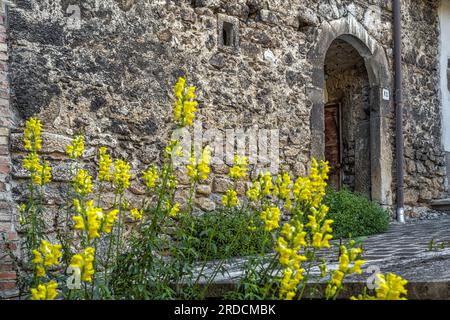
top-left (181, 208), bottom-right (273, 261)
top-left (324, 188), bottom-right (390, 239)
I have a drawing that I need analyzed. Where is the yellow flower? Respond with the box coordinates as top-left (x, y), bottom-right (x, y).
top-left (73, 198), bottom-right (82, 213)
top-left (229, 155), bottom-right (248, 180)
top-left (374, 273), bottom-right (408, 300)
top-left (130, 208), bottom-right (143, 220)
top-left (103, 209), bottom-right (119, 233)
top-left (22, 152), bottom-right (51, 186)
top-left (23, 117), bottom-right (42, 152)
top-left (273, 172), bottom-right (292, 202)
top-left (73, 169), bottom-right (93, 196)
top-left (260, 172), bottom-right (273, 196)
top-left (165, 140), bottom-right (183, 159)
top-left (349, 259), bottom-right (365, 274)
top-left (69, 247), bottom-right (95, 283)
top-left (326, 243), bottom-right (366, 299)
top-left (42, 161), bottom-right (52, 185)
top-left (186, 146), bottom-right (211, 182)
top-left (38, 240), bottom-right (62, 267)
top-left (260, 206), bottom-right (280, 232)
top-left (312, 232), bottom-right (333, 249)
top-left (331, 270), bottom-right (344, 286)
top-left (173, 77), bottom-right (199, 127)
top-left (72, 215), bottom-right (85, 231)
top-left (197, 147), bottom-right (211, 180)
top-left (247, 172), bottom-right (274, 201)
top-left (246, 180), bottom-right (261, 201)
top-left (32, 240), bottom-right (62, 277)
top-left (142, 165), bottom-right (159, 190)
top-left (293, 159), bottom-right (329, 208)
top-left (113, 159), bottom-right (131, 194)
top-left (168, 203), bottom-right (180, 217)
top-left (66, 135), bottom-right (84, 159)
top-left (279, 268), bottom-right (305, 300)
top-left (85, 200), bottom-right (103, 240)
top-left (35, 265), bottom-right (45, 278)
top-left (32, 250), bottom-right (43, 264)
top-left (222, 189), bottom-right (238, 208)
top-left (352, 273), bottom-right (408, 300)
top-left (30, 280), bottom-right (58, 300)
top-left (98, 147), bottom-right (112, 182)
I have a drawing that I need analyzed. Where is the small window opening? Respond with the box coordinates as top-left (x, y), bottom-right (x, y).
top-left (447, 58), bottom-right (450, 92)
top-left (222, 21), bottom-right (234, 47)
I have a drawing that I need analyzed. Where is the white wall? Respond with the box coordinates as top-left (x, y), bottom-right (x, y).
top-left (439, 1), bottom-right (450, 152)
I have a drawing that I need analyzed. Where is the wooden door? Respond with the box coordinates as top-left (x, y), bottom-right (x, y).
top-left (324, 104), bottom-right (341, 189)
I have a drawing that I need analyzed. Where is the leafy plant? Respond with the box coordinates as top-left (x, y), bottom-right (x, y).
top-left (324, 188), bottom-right (390, 239)
top-left (180, 208), bottom-right (273, 261)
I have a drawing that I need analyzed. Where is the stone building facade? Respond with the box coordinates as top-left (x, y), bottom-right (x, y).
top-left (0, 0), bottom-right (449, 297)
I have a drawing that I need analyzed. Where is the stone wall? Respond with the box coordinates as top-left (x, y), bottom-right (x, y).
top-left (4, 0), bottom-right (448, 219)
top-left (401, 0), bottom-right (448, 211)
top-left (0, 0), bottom-right (449, 296)
top-left (0, 2), bottom-right (18, 298)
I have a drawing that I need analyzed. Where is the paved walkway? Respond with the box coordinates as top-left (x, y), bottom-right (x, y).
top-left (202, 215), bottom-right (450, 298)
top-left (362, 216), bottom-right (450, 264)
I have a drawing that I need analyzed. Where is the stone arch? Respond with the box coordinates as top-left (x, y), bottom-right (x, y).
top-left (307, 15), bottom-right (393, 206)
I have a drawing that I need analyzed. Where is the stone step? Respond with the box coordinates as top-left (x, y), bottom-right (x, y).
top-left (431, 198), bottom-right (450, 213)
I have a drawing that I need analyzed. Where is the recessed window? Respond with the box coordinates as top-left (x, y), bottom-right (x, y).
top-left (218, 14), bottom-right (239, 51)
top-left (222, 22), bottom-right (234, 47)
top-left (447, 58), bottom-right (450, 92)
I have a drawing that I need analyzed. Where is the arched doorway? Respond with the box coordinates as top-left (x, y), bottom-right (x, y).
top-left (324, 38), bottom-right (372, 198)
top-left (307, 16), bottom-right (393, 206)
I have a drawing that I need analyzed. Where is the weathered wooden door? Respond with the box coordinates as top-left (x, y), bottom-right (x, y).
top-left (324, 104), bottom-right (341, 189)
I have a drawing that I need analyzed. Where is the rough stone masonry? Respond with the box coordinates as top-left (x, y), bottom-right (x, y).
top-left (0, 0), bottom-right (449, 297)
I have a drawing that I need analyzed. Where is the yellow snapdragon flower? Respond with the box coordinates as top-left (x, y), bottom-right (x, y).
top-left (66, 135), bottom-right (84, 159)
top-left (246, 180), bottom-right (261, 202)
top-left (23, 117), bottom-right (42, 152)
top-left (187, 146), bottom-right (211, 182)
top-left (260, 172), bottom-right (273, 196)
top-left (102, 209), bottom-right (119, 233)
top-left (98, 147), bottom-right (112, 182)
top-left (142, 165), bottom-right (159, 190)
top-left (351, 273), bottom-right (408, 300)
top-left (293, 159), bottom-right (329, 208)
top-left (222, 189), bottom-right (238, 208)
top-left (69, 247), bottom-right (95, 283)
top-left (30, 280), bottom-right (58, 300)
top-left (72, 200), bottom-right (106, 240)
top-left (173, 77), bottom-right (198, 127)
top-left (130, 208), bottom-right (143, 220)
top-left (86, 201), bottom-right (103, 239)
top-left (259, 206), bottom-right (280, 232)
top-left (22, 153), bottom-right (52, 186)
top-left (273, 172), bottom-right (292, 207)
top-left (165, 140), bottom-right (183, 159)
top-left (312, 232), bottom-right (333, 249)
top-left (168, 203), bottom-right (180, 217)
top-left (31, 240), bottom-right (62, 278)
top-left (326, 245), bottom-right (365, 299)
top-left (246, 172), bottom-right (273, 202)
top-left (229, 155), bottom-right (248, 180)
top-left (279, 268), bottom-right (305, 300)
top-left (73, 169), bottom-right (93, 196)
top-left (113, 159), bottom-right (131, 194)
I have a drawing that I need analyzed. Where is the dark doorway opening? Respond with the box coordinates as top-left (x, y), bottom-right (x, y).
top-left (324, 38), bottom-right (372, 198)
